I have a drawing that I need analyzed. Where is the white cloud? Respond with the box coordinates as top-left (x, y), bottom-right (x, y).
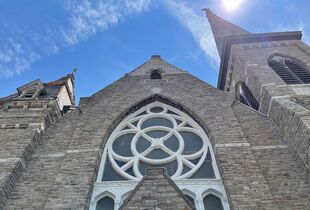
top-left (162, 0), bottom-right (220, 67)
top-left (0, 0), bottom-right (151, 78)
top-left (62, 0), bottom-right (151, 46)
top-left (271, 23), bottom-right (310, 45)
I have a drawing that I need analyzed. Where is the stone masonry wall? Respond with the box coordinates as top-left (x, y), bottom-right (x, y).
top-left (0, 102), bottom-right (61, 209)
top-left (120, 168), bottom-right (193, 210)
top-left (232, 101), bottom-right (310, 209)
top-left (2, 71), bottom-right (286, 210)
top-left (2, 68), bottom-right (310, 209)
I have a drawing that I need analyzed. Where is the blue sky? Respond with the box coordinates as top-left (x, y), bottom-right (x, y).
top-left (0, 0), bottom-right (309, 103)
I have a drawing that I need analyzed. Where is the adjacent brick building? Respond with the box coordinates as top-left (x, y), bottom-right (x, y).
top-left (0, 10), bottom-right (310, 210)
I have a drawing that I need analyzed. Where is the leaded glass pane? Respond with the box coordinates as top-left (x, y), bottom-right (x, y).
top-left (164, 136), bottom-right (179, 152)
top-left (190, 150), bottom-right (215, 179)
top-left (102, 157), bottom-right (126, 181)
top-left (150, 107), bottom-right (164, 113)
top-left (112, 133), bottom-right (134, 157)
top-left (96, 196), bottom-right (114, 210)
top-left (146, 148), bottom-right (169, 159)
top-left (136, 137), bottom-right (151, 153)
top-left (181, 164), bottom-right (191, 175)
top-left (139, 160), bottom-right (178, 176)
top-left (181, 131), bottom-right (203, 155)
top-left (141, 117), bottom-right (173, 129)
top-left (146, 130), bottom-right (168, 138)
top-left (203, 194), bottom-right (224, 210)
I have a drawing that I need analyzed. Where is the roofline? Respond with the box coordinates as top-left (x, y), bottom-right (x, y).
top-left (217, 31), bottom-right (302, 90)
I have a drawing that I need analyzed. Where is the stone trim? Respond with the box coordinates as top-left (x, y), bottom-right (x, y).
top-left (252, 145), bottom-right (288, 150)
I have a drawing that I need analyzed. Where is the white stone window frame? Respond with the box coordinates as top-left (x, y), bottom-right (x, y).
top-left (90, 102), bottom-right (230, 210)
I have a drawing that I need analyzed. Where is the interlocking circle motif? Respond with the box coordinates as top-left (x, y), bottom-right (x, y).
top-left (104, 102), bottom-right (212, 180)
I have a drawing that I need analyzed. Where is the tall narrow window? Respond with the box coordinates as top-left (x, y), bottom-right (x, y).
top-left (90, 102), bottom-right (229, 210)
top-left (236, 82), bottom-right (259, 110)
top-left (95, 196), bottom-right (114, 210)
top-left (268, 54), bottom-right (310, 84)
top-left (203, 194), bottom-right (224, 210)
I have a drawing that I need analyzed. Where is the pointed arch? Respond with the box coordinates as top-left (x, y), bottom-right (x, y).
top-left (90, 95), bottom-right (229, 210)
top-left (235, 82), bottom-right (259, 110)
top-left (268, 53), bottom-right (310, 84)
top-left (98, 101), bottom-right (220, 181)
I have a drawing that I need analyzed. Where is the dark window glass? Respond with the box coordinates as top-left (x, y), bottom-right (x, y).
top-left (125, 166), bottom-right (134, 177)
top-left (180, 131), bottom-right (203, 155)
top-left (112, 134), bottom-right (134, 156)
top-left (146, 148), bottom-right (170, 159)
top-left (96, 196), bottom-right (114, 210)
top-left (190, 149), bottom-right (215, 179)
top-left (102, 157), bottom-right (126, 181)
top-left (164, 136), bottom-right (179, 152)
top-left (184, 194), bottom-right (196, 208)
top-left (150, 107), bottom-right (164, 113)
top-left (141, 117), bottom-right (173, 129)
top-left (150, 70), bottom-right (162, 79)
top-left (181, 164), bottom-right (191, 175)
top-left (146, 130), bottom-right (168, 138)
top-left (203, 194), bottom-right (224, 210)
top-left (139, 160), bottom-right (178, 176)
top-left (167, 110), bottom-right (179, 116)
top-left (136, 136), bottom-right (151, 153)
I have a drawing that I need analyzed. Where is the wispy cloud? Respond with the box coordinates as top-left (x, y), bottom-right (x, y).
top-left (271, 23), bottom-right (310, 44)
top-left (0, 0), bottom-right (151, 78)
top-left (162, 0), bottom-right (220, 67)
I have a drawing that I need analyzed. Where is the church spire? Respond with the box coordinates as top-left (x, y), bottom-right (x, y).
top-left (203, 9), bottom-right (251, 56)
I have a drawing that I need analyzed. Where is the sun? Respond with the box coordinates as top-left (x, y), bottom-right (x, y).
top-left (223, 0), bottom-right (243, 11)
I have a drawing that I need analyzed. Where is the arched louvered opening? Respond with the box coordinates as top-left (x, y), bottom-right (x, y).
top-left (203, 194), bottom-right (224, 210)
top-left (236, 82), bottom-right (259, 110)
top-left (150, 70), bottom-right (162, 79)
top-left (268, 54), bottom-right (310, 84)
top-left (95, 196), bottom-right (114, 210)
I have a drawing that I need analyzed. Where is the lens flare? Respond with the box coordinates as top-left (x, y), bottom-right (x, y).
top-left (223, 0), bottom-right (243, 11)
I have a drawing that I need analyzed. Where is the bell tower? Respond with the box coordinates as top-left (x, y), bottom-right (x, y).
top-left (205, 10), bottom-right (310, 178)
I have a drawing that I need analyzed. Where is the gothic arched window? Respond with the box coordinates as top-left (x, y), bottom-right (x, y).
top-left (236, 82), bottom-right (259, 110)
top-left (268, 54), bottom-right (310, 84)
top-left (150, 70), bottom-right (162, 79)
top-left (90, 102), bottom-right (229, 210)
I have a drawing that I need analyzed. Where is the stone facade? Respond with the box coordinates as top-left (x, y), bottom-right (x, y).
top-left (0, 11), bottom-right (310, 210)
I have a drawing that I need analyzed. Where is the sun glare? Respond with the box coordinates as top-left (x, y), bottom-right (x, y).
top-left (223, 0), bottom-right (243, 11)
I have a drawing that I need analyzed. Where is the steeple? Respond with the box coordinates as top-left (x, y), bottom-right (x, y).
top-left (203, 9), bottom-right (251, 56)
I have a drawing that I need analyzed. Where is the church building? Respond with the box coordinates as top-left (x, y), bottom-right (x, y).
top-left (0, 10), bottom-right (310, 210)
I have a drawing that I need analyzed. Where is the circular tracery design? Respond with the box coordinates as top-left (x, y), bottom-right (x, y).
top-left (104, 102), bottom-right (212, 180)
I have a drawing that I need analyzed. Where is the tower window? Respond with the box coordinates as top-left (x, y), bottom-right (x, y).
top-left (236, 82), bottom-right (259, 110)
top-left (268, 54), bottom-right (310, 84)
top-left (150, 70), bottom-right (162, 79)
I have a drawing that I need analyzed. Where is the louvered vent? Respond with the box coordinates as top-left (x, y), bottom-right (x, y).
top-left (236, 82), bottom-right (260, 110)
top-left (268, 55), bottom-right (310, 84)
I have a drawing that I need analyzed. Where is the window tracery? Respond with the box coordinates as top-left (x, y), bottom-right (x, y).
top-left (90, 102), bottom-right (229, 210)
